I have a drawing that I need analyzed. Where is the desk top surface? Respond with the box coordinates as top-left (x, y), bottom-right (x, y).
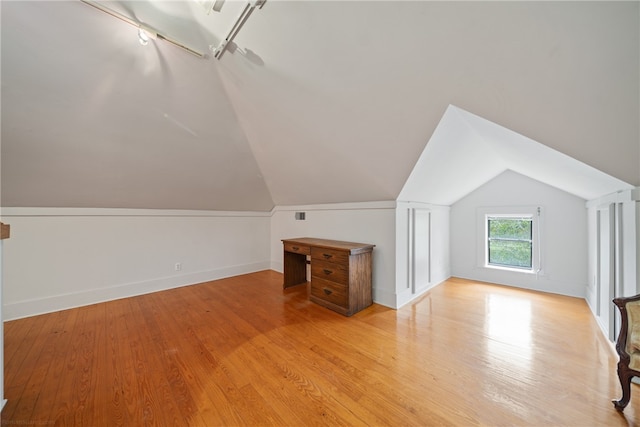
top-left (282, 237), bottom-right (374, 253)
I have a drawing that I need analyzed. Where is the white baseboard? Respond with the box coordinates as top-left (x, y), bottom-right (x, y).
top-left (3, 261), bottom-right (270, 321)
top-left (270, 260), bottom-right (283, 273)
top-left (372, 287), bottom-right (398, 309)
top-left (395, 278), bottom-right (448, 309)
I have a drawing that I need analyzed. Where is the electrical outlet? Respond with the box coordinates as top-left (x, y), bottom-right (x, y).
top-left (175, 262), bottom-right (182, 271)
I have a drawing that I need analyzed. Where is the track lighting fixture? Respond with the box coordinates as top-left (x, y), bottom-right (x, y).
top-left (81, 0), bottom-right (265, 60)
top-left (137, 27), bottom-right (156, 46)
top-left (81, 0), bottom-right (204, 57)
top-left (138, 29), bottom-right (150, 45)
top-left (194, 0), bottom-right (226, 14)
top-left (210, 0), bottom-right (266, 60)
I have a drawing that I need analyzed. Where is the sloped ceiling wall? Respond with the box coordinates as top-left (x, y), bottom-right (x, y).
top-left (1, 0), bottom-right (274, 211)
top-left (1, 1), bottom-right (638, 210)
top-left (399, 105), bottom-right (635, 205)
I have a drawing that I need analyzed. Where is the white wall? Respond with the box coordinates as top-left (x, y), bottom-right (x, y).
top-left (637, 199), bottom-right (640, 294)
top-left (7, 180), bottom-right (623, 322)
top-left (586, 191), bottom-right (640, 300)
top-left (2, 203), bottom-right (397, 320)
top-left (1, 208), bottom-right (271, 320)
top-left (620, 199), bottom-right (639, 297)
top-left (450, 170), bottom-right (588, 297)
top-left (270, 202), bottom-right (397, 308)
top-left (394, 201), bottom-right (450, 308)
top-left (586, 205), bottom-right (598, 309)
top-left (585, 188), bottom-right (640, 338)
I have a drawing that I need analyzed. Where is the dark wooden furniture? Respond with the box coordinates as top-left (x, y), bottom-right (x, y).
top-left (282, 237), bottom-right (374, 316)
top-left (612, 294), bottom-right (640, 411)
top-left (0, 222), bottom-right (9, 240)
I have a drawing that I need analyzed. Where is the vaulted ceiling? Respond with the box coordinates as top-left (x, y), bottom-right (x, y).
top-left (399, 105), bottom-right (635, 205)
top-left (2, 1), bottom-right (638, 211)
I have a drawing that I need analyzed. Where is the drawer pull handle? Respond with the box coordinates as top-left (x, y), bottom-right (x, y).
top-left (323, 269), bottom-right (332, 275)
top-left (323, 288), bottom-right (333, 296)
top-left (292, 246), bottom-right (299, 251)
top-left (322, 253), bottom-right (333, 259)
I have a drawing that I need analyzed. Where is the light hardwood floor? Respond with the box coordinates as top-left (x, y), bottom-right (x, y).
top-left (3, 271), bottom-right (638, 426)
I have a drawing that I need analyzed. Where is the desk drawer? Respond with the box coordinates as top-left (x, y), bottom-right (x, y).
top-left (311, 247), bottom-right (349, 264)
top-left (311, 260), bottom-right (348, 285)
top-left (284, 242), bottom-right (310, 255)
top-left (310, 277), bottom-right (348, 308)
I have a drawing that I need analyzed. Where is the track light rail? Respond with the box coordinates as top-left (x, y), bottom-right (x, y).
top-left (80, 0), bottom-right (205, 58)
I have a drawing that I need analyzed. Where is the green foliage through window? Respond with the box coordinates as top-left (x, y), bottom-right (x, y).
top-left (487, 217), bottom-right (532, 269)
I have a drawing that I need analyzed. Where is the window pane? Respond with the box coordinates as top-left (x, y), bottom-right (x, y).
top-left (488, 240), bottom-right (532, 268)
top-left (488, 218), bottom-right (532, 240)
top-left (487, 217), bottom-right (533, 269)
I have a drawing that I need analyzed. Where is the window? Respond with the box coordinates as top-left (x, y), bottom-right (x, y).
top-left (487, 216), bottom-right (533, 269)
top-left (476, 206), bottom-right (542, 274)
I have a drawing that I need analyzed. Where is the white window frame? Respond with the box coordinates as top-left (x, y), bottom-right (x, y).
top-left (476, 206), bottom-right (543, 275)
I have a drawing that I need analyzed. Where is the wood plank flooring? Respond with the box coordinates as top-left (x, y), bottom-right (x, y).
top-left (3, 271), bottom-right (639, 426)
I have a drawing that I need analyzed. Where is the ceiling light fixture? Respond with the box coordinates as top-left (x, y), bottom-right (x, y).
top-left (210, 0), bottom-right (266, 60)
top-left (194, 0), bottom-right (226, 14)
top-left (81, 0), bottom-right (204, 58)
top-left (138, 25), bottom-right (157, 46)
top-left (138, 29), bottom-right (149, 45)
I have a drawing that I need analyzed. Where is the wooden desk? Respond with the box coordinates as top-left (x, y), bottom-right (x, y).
top-left (282, 237), bottom-right (375, 316)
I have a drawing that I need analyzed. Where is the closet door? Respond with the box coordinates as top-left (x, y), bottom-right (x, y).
top-left (412, 209), bottom-right (431, 295)
top-left (597, 205), bottom-right (615, 341)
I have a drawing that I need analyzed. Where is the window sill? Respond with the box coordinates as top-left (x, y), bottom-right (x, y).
top-left (482, 264), bottom-right (541, 275)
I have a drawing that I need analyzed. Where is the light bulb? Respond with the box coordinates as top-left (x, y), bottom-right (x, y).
top-left (138, 28), bottom-right (150, 46)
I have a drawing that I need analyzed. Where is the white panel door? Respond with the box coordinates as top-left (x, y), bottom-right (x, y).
top-left (412, 209), bottom-right (431, 294)
top-left (597, 204), bottom-right (615, 341)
